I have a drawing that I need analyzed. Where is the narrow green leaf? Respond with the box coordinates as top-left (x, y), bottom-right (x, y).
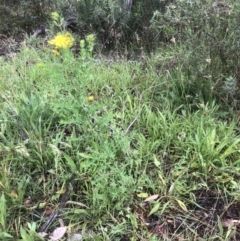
top-left (63, 153), bottom-right (77, 171)
top-left (137, 193), bottom-right (148, 198)
top-left (20, 227), bottom-right (31, 240)
top-left (148, 202), bottom-right (160, 216)
top-left (153, 154), bottom-right (161, 168)
top-left (77, 152), bottom-right (93, 159)
top-left (0, 231), bottom-right (13, 238)
top-left (217, 216), bottom-right (223, 237)
top-left (0, 193), bottom-right (6, 230)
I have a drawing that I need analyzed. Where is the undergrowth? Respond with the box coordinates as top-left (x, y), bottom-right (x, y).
top-left (1, 20), bottom-right (240, 241)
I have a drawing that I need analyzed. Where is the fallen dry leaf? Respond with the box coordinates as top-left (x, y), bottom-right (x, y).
top-left (10, 190), bottom-right (18, 198)
top-left (66, 201), bottom-right (88, 208)
top-left (23, 196), bottom-right (31, 205)
top-left (49, 226), bottom-right (67, 241)
top-left (222, 219), bottom-right (240, 228)
top-left (42, 206), bottom-right (53, 216)
top-left (67, 233), bottom-right (83, 241)
top-left (59, 219), bottom-right (65, 227)
top-left (144, 194), bottom-right (159, 202)
top-left (38, 232), bottom-right (48, 238)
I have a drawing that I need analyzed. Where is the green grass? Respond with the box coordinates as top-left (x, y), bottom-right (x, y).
top-left (0, 41), bottom-right (240, 241)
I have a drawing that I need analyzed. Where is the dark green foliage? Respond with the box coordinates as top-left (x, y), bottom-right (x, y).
top-left (0, 0), bottom-right (59, 34)
top-left (60, 0), bottom-right (162, 51)
top-left (150, 0), bottom-right (240, 108)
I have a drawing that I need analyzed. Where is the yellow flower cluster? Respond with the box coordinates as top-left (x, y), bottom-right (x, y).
top-left (88, 95), bottom-right (94, 101)
top-left (48, 32), bottom-right (74, 49)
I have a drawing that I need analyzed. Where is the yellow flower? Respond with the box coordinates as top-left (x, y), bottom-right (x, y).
top-left (52, 49), bottom-right (60, 56)
top-left (36, 62), bottom-right (44, 68)
top-left (48, 32), bottom-right (74, 49)
top-left (88, 95), bottom-right (94, 101)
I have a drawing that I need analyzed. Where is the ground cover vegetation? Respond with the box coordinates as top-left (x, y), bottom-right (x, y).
top-left (1, 0), bottom-right (240, 240)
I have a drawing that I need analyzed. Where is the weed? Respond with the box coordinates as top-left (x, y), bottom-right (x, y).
top-left (1, 14), bottom-right (240, 240)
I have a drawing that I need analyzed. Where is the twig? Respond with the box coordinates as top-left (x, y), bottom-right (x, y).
top-left (39, 176), bottom-right (75, 233)
top-left (39, 210), bottom-right (59, 233)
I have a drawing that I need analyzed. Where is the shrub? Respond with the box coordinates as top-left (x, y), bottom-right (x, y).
top-left (0, 0), bottom-right (65, 34)
top-left (66, 0), bottom-right (162, 51)
top-left (150, 0), bottom-right (240, 109)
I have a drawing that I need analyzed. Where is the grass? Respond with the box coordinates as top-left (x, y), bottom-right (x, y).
top-left (0, 38), bottom-right (240, 241)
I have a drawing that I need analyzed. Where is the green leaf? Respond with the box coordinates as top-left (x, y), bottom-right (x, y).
top-left (20, 227), bottom-right (33, 241)
top-left (77, 152), bottom-right (93, 159)
top-left (176, 199), bottom-right (188, 212)
top-left (149, 202), bottom-right (160, 216)
top-left (153, 154), bottom-right (161, 167)
top-left (0, 231), bottom-right (13, 238)
top-left (220, 138), bottom-right (240, 159)
top-left (63, 153), bottom-right (77, 171)
top-left (217, 216), bottom-right (223, 237)
top-left (0, 193), bottom-right (6, 230)
top-left (137, 193), bottom-right (148, 198)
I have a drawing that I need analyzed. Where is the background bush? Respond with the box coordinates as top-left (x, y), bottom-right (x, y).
top-left (150, 0), bottom-right (240, 109)
top-left (0, 0), bottom-right (54, 34)
top-left (1, 0), bottom-right (240, 108)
